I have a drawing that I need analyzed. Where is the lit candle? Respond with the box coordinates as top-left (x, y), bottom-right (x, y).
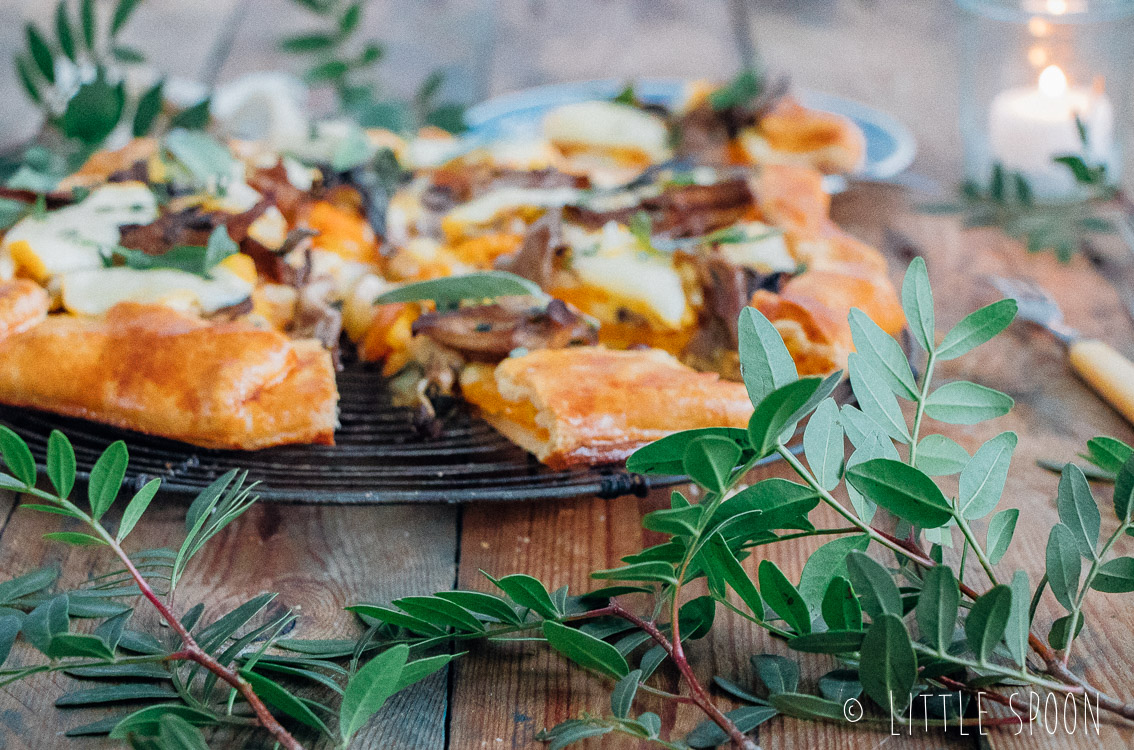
top-left (988, 64), bottom-right (1115, 200)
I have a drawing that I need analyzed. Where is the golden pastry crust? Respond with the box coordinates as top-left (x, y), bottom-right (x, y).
top-left (461, 347), bottom-right (754, 469)
top-left (0, 302), bottom-right (338, 450)
top-left (0, 280), bottom-right (50, 340)
top-left (750, 266), bottom-right (905, 376)
top-left (740, 96), bottom-right (866, 175)
top-left (58, 138), bottom-right (158, 190)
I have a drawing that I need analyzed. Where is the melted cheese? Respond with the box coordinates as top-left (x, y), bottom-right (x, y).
top-left (543, 101), bottom-right (672, 164)
top-left (441, 187), bottom-right (581, 239)
top-left (715, 222), bottom-right (795, 273)
top-left (61, 265), bottom-right (253, 316)
top-left (1, 183), bottom-right (158, 280)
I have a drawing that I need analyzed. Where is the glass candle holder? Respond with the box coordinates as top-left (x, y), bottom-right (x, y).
top-left (958, 0), bottom-right (1134, 202)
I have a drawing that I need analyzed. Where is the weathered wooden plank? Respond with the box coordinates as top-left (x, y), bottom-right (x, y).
top-left (0, 494), bottom-right (457, 749)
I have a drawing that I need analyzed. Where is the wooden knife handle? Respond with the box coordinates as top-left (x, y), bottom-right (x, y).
top-left (1069, 339), bottom-right (1134, 425)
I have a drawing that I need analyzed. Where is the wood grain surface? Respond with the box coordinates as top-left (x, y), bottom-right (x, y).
top-left (3, 1), bottom-right (1134, 748)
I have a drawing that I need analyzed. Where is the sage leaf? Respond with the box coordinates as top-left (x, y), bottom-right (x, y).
top-left (0, 426), bottom-right (35, 487)
top-left (849, 308), bottom-right (918, 399)
top-left (839, 404), bottom-right (891, 449)
top-left (55, 3), bottom-right (76, 62)
top-left (859, 614), bottom-right (916, 715)
top-left (116, 479), bottom-right (161, 543)
top-left (627, 427), bottom-right (752, 476)
top-left (803, 398), bottom-right (844, 491)
top-left (1045, 524), bottom-right (1082, 610)
top-left (845, 458), bottom-right (953, 528)
top-left (915, 434), bottom-right (970, 476)
top-left (965, 585), bottom-right (1012, 662)
top-left (1048, 614), bottom-right (1084, 649)
top-left (1113, 453), bottom-right (1134, 524)
top-left (686, 706), bottom-right (776, 748)
top-left (642, 504), bottom-right (703, 537)
top-left (1006, 570), bottom-right (1031, 667)
top-left (157, 714), bottom-right (211, 750)
top-left (66, 663), bottom-right (170, 680)
top-left (819, 669), bottom-right (863, 703)
top-left (542, 621), bottom-right (629, 679)
top-left (848, 354), bottom-right (910, 443)
top-left (958, 431), bottom-right (1017, 519)
top-left (484, 573), bottom-right (560, 618)
top-left (0, 615), bottom-right (20, 667)
top-left (901, 256), bottom-right (935, 351)
top-left (435, 591), bottom-right (521, 626)
top-left (925, 381), bottom-right (1013, 425)
top-left (986, 508), bottom-right (1019, 565)
top-left (61, 75), bottom-right (126, 144)
top-left (1083, 436), bottom-right (1132, 474)
top-left (610, 669), bottom-right (642, 718)
top-left (639, 643), bottom-right (667, 679)
top-left (751, 653), bottom-right (799, 694)
top-left (713, 676), bottom-right (768, 706)
top-left (346, 604), bottom-right (444, 636)
top-left (797, 534), bottom-right (869, 615)
top-left (87, 440), bottom-right (128, 520)
top-left (843, 435), bottom-right (899, 523)
top-left (701, 533), bottom-right (763, 617)
top-left (917, 566), bottom-right (959, 653)
top-left (163, 129), bottom-right (235, 185)
top-left (339, 644), bottom-right (408, 743)
top-left (47, 633), bottom-right (115, 660)
top-left (23, 594), bottom-right (68, 653)
top-left (738, 306), bottom-right (797, 407)
top-left (821, 576), bottom-right (862, 631)
top-left (845, 551), bottom-right (902, 619)
top-left (683, 435), bottom-right (742, 493)
top-left (769, 692), bottom-right (845, 720)
top-left (111, 0), bottom-right (142, 36)
top-left (109, 705), bottom-right (217, 739)
top-left (542, 722), bottom-right (611, 748)
top-left (240, 668), bottom-right (328, 731)
top-left (196, 593), bottom-right (277, 654)
top-left (757, 560), bottom-right (811, 634)
top-left (590, 562), bottom-right (677, 586)
top-left (133, 80), bottom-right (164, 137)
top-left (1091, 557), bottom-right (1134, 593)
top-left (935, 298), bottom-right (1017, 360)
top-left (25, 23), bottom-right (55, 83)
top-left (43, 532), bottom-right (106, 546)
top-left (46, 430), bottom-right (76, 498)
top-left (679, 596), bottom-right (716, 640)
top-left (375, 271), bottom-right (543, 307)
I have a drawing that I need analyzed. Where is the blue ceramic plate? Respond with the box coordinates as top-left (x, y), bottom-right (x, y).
top-left (464, 78), bottom-right (916, 183)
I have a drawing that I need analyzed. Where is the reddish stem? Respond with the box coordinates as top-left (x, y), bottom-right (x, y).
top-left (607, 601), bottom-right (758, 750)
top-left (113, 542), bottom-right (305, 750)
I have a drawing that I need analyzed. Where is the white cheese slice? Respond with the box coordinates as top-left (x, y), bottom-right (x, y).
top-left (61, 265), bottom-right (253, 316)
top-left (543, 101), bottom-right (672, 163)
top-left (1, 183), bottom-right (158, 279)
top-left (715, 222), bottom-right (795, 273)
top-left (573, 252), bottom-right (688, 329)
top-left (444, 186), bottom-right (581, 230)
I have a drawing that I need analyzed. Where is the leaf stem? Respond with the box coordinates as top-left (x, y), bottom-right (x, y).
top-left (907, 350), bottom-right (937, 467)
top-left (1062, 521), bottom-right (1129, 667)
top-left (954, 512), bottom-right (998, 585)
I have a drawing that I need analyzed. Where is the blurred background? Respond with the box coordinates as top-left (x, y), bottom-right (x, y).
top-left (0, 1), bottom-right (957, 181)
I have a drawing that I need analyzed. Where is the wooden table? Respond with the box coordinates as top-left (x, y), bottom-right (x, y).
top-left (3, 2), bottom-right (1134, 748)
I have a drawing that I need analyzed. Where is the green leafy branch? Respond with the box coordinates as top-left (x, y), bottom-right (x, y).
top-left (0, 430), bottom-right (453, 749)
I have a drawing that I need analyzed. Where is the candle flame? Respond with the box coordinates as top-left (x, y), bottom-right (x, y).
top-left (1046, 0), bottom-right (1069, 14)
top-left (1039, 65), bottom-right (1068, 97)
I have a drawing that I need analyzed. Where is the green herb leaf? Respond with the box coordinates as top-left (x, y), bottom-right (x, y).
top-left (111, 45), bottom-right (145, 63)
top-left (25, 24), bottom-right (55, 84)
top-left (0, 615), bottom-right (21, 667)
top-left (701, 532), bottom-right (763, 617)
top-left (642, 504), bottom-right (703, 538)
top-left (788, 629), bottom-right (864, 653)
top-left (542, 621), bottom-right (629, 679)
top-left (1092, 557), bottom-right (1134, 593)
top-left (986, 508), bottom-right (1019, 565)
top-left (1056, 463), bottom-right (1099, 559)
top-left (46, 429), bottom-right (76, 498)
top-left (340, 644), bottom-right (408, 743)
top-left (0, 425), bottom-right (36, 486)
top-left (935, 299), bottom-right (1017, 361)
top-left (55, 3), bottom-right (76, 62)
top-left (157, 714), bottom-right (211, 750)
top-left (1006, 570), bottom-right (1031, 667)
top-left (965, 585), bottom-right (1013, 662)
top-left (915, 434), bottom-right (970, 476)
top-left (1045, 524), bottom-right (1082, 611)
top-left (757, 560), bottom-right (811, 635)
top-left (484, 573), bottom-right (560, 619)
top-left (88, 440), bottom-right (128, 520)
top-left (708, 68), bottom-right (763, 111)
top-left (802, 398), bottom-right (844, 491)
top-left (845, 458), bottom-right (953, 528)
top-left (925, 381), bottom-right (1014, 425)
top-left (111, 0), bottom-right (142, 36)
top-left (169, 98), bottom-right (211, 129)
top-left (435, 590), bottom-right (521, 626)
top-left (61, 74), bottom-right (126, 145)
top-left (821, 576), bottom-right (862, 631)
top-left (610, 668), bottom-right (642, 718)
top-left (1083, 436), bottom-right (1133, 474)
top-left (683, 435), bottom-right (742, 494)
top-left (820, 669), bottom-right (863, 703)
top-left (849, 308), bottom-right (918, 399)
top-left (737, 307), bottom-right (797, 407)
top-left (345, 604), bottom-right (443, 636)
top-left (109, 705), bottom-right (218, 739)
top-left (751, 653), bottom-right (799, 694)
top-left (392, 595), bottom-right (485, 633)
top-left (0, 565), bottom-right (58, 605)
top-left (916, 566), bottom-right (958, 653)
top-left (240, 668), bottom-right (329, 731)
top-left (116, 479), bottom-right (161, 543)
top-left (43, 532), bottom-right (106, 546)
top-left (958, 431), bottom-right (1017, 518)
top-left (797, 534), bottom-right (869, 614)
top-left (686, 705), bottom-right (776, 748)
top-left (281, 33), bottom-right (338, 53)
top-left (47, 632), bottom-right (115, 660)
top-left (845, 551), bottom-right (903, 621)
top-left (1048, 613), bottom-right (1084, 649)
top-left (14, 56), bottom-right (41, 105)
top-left (1113, 453), bottom-right (1134, 524)
top-left (858, 613), bottom-right (916, 715)
top-left (626, 428), bottom-right (751, 476)
top-left (591, 561), bottom-right (677, 586)
top-left (747, 375), bottom-right (836, 458)
top-left (848, 354), bottom-right (910, 443)
top-left (133, 80), bottom-right (165, 137)
top-left (375, 272), bottom-right (543, 307)
top-left (80, 0), bottom-right (96, 49)
top-left (163, 129), bottom-right (234, 185)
